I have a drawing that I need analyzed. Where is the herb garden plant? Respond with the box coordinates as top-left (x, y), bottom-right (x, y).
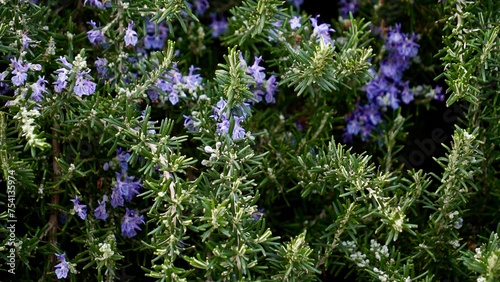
top-left (0, 0), bottom-right (499, 281)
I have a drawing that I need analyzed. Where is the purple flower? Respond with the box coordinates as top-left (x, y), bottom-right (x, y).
top-left (210, 13), bottom-right (229, 38)
top-left (399, 81), bottom-right (414, 104)
top-left (125, 21), bottom-right (138, 47)
top-left (386, 24), bottom-right (405, 49)
top-left (212, 98), bottom-right (227, 119)
top-left (121, 208), bottom-right (145, 238)
top-left (183, 65), bottom-right (203, 92)
top-left (375, 83), bottom-right (399, 110)
top-left (0, 72), bottom-right (9, 94)
top-left (211, 99), bottom-right (249, 140)
top-left (365, 76), bottom-right (389, 104)
top-left (30, 76), bottom-right (47, 102)
top-left (94, 57), bottom-right (109, 79)
top-left (84, 0), bottom-right (104, 8)
top-left (147, 89), bottom-right (159, 102)
top-left (247, 56), bottom-right (266, 85)
top-left (74, 71), bottom-right (96, 96)
top-left (379, 59), bottom-right (402, 81)
top-left (94, 195), bottom-right (108, 221)
top-left (434, 85), bottom-right (444, 101)
top-left (310, 16), bottom-right (334, 45)
top-left (53, 62), bottom-right (70, 93)
top-left (264, 75), bottom-right (278, 103)
top-left (10, 57), bottom-right (30, 86)
top-left (21, 32), bottom-right (33, 49)
top-left (344, 102), bottom-right (382, 142)
top-left (216, 116), bottom-right (231, 135)
top-left (194, 0), bottom-right (209, 16)
top-left (252, 208), bottom-right (265, 220)
top-left (116, 148), bottom-right (131, 172)
top-left (55, 253), bottom-right (70, 279)
top-left (268, 20), bottom-right (282, 41)
top-left (385, 24), bottom-right (419, 63)
top-left (183, 115), bottom-right (197, 131)
top-left (339, 0), bottom-right (359, 18)
top-left (71, 196), bottom-right (87, 220)
top-left (168, 91), bottom-right (179, 105)
top-left (87, 20), bottom-right (107, 45)
top-left (110, 186), bottom-right (124, 208)
top-left (144, 19), bottom-right (168, 50)
top-left (288, 0), bottom-right (303, 9)
top-left (232, 117), bottom-right (246, 140)
top-left (115, 171), bottom-right (142, 202)
top-left (290, 16), bottom-right (302, 30)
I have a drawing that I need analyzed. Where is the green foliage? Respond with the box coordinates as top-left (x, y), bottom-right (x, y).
top-left (0, 0), bottom-right (499, 281)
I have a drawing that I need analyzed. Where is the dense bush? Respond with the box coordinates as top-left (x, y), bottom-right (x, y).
top-left (0, 0), bottom-right (499, 281)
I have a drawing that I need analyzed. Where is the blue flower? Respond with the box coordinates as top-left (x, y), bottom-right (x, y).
top-left (115, 148), bottom-right (131, 172)
top-left (71, 196), bottom-right (87, 220)
top-left (55, 252), bottom-right (69, 279)
top-left (183, 115), bottom-right (197, 131)
top-left (247, 56), bottom-right (266, 85)
top-left (110, 186), bottom-right (124, 208)
top-left (87, 20), bottom-right (107, 45)
top-left (94, 195), bottom-right (108, 221)
top-left (74, 71), bottom-right (96, 97)
top-left (344, 102), bottom-right (382, 142)
top-left (53, 57), bottom-right (71, 93)
top-left (216, 116), bottom-right (231, 135)
top-left (121, 208), bottom-right (144, 238)
top-left (288, 0), bottom-right (303, 9)
top-left (94, 57), bottom-right (110, 79)
top-left (399, 81), bottom-right (414, 104)
top-left (0, 71), bottom-right (10, 94)
top-left (380, 59), bottom-right (402, 81)
top-left (31, 76), bottom-right (48, 102)
top-left (115, 171), bottom-right (142, 202)
top-left (290, 16), bottom-right (302, 30)
top-left (10, 57), bottom-right (30, 86)
top-left (209, 13), bottom-right (229, 38)
top-left (84, 0), bottom-right (104, 8)
top-left (144, 19), bottom-right (168, 50)
top-left (434, 86), bottom-right (444, 101)
top-left (183, 65), bottom-right (203, 92)
top-left (232, 117), bottom-right (246, 140)
top-left (193, 0), bottom-right (209, 16)
top-left (21, 32), bottom-right (33, 49)
top-left (124, 21), bottom-right (138, 47)
top-left (339, 0), bottom-right (359, 18)
top-left (264, 75), bottom-right (278, 103)
top-left (310, 16), bottom-right (335, 45)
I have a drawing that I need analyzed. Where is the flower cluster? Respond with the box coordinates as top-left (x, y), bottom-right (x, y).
top-left (339, 0), bottom-right (359, 18)
top-left (210, 98), bottom-right (249, 140)
top-left (143, 19), bottom-right (169, 50)
top-left (344, 23), bottom-right (422, 142)
top-left (53, 55), bottom-right (97, 97)
top-left (209, 13), bottom-right (229, 38)
top-left (54, 253), bottom-right (76, 279)
top-left (71, 196), bottom-right (87, 220)
top-left (98, 148), bottom-right (144, 237)
top-left (121, 208), bottom-right (145, 238)
top-left (239, 54), bottom-right (278, 104)
top-left (87, 20), bottom-right (107, 46)
top-left (310, 15), bottom-right (335, 45)
top-left (147, 63), bottom-right (204, 106)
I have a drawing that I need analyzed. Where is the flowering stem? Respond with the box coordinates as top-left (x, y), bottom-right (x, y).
top-left (48, 123), bottom-right (61, 263)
